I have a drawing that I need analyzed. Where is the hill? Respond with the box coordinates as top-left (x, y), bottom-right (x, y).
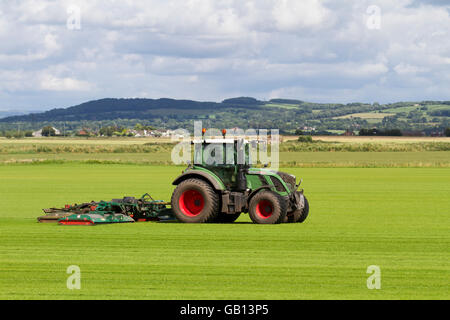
top-left (0, 97), bottom-right (449, 135)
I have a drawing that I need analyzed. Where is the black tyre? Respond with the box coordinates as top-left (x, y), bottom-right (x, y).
top-left (248, 191), bottom-right (287, 224)
top-left (296, 196), bottom-right (309, 223)
top-left (171, 179), bottom-right (220, 223)
top-left (285, 195), bottom-right (310, 223)
top-left (214, 212), bottom-right (241, 223)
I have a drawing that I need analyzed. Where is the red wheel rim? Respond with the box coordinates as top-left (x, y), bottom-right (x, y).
top-left (255, 200), bottom-right (274, 219)
top-left (179, 189), bottom-right (205, 217)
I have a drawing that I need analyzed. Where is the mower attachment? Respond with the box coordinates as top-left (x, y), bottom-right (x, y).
top-left (59, 213), bottom-right (135, 225)
top-left (38, 193), bottom-right (175, 225)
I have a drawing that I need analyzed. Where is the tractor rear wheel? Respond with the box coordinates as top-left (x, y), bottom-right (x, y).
top-left (171, 178), bottom-right (220, 223)
top-left (248, 191), bottom-right (287, 224)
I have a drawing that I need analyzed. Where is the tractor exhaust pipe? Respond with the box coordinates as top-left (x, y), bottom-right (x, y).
top-left (237, 165), bottom-right (247, 191)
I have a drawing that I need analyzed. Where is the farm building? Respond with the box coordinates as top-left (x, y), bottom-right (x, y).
top-left (32, 127), bottom-right (61, 137)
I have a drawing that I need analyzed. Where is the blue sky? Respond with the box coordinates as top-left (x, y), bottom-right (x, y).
top-left (0, 0), bottom-right (449, 111)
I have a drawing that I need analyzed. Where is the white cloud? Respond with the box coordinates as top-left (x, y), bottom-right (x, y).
top-left (272, 0), bottom-right (331, 31)
top-left (39, 74), bottom-right (91, 91)
top-left (394, 63), bottom-right (428, 75)
top-left (0, 0), bottom-right (449, 110)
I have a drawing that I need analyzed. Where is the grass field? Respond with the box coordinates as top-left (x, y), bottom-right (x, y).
top-left (334, 112), bottom-right (395, 120)
top-left (282, 136), bottom-right (450, 143)
top-left (0, 151), bottom-right (449, 167)
top-left (1, 137), bottom-right (449, 168)
top-left (0, 163), bottom-right (449, 299)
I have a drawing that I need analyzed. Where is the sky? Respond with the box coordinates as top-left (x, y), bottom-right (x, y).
top-left (0, 0), bottom-right (449, 111)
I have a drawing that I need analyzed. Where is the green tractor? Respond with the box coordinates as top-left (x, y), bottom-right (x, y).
top-left (171, 135), bottom-right (309, 224)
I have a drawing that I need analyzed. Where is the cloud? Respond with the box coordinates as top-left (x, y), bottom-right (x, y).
top-left (272, 0), bottom-right (331, 31)
top-left (0, 0), bottom-right (449, 110)
top-left (394, 63), bottom-right (428, 75)
top-left (39, 74), bottom-right (91, 91)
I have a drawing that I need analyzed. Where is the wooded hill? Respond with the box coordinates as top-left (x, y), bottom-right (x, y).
top-left (1, 97), bottom-right (449, 134)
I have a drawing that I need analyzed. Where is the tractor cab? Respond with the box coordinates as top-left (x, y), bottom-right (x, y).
top-left (192, 137), bottom-right (254, 191)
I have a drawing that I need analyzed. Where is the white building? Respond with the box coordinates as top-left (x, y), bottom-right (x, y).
top-left (32, 127), bottom-right (61, 137)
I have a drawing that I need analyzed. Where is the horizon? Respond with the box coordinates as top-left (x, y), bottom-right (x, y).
top-left (2, 95), bottom-right (450, 116)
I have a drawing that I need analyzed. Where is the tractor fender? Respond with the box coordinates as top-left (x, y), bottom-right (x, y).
top-left (248, 186), bottom-right (274, 202)
top-left (172, 170), bottom-right (225, 191)
top-left (248, 186), bottom-right (290, 205)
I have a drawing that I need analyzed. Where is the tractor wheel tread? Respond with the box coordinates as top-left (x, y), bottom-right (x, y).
top-left (285, 195), bottom-right (310, 223)
top-left (248, 190), bottom-right (287, 224)
top-left (296, 196), bottom-right (309, 223)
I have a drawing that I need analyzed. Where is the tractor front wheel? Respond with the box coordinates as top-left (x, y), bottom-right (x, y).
top-left (248, 191), bottom-right (287, 224)
top-left (296, 196), bottom-right (309, 223)
top-left (171, 179), bottom-right (220, 223)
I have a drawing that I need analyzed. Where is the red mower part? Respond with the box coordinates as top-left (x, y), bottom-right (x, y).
top-left (59, 220), bottom-right (94, 226)
top-left (255, 200), bottom-right (274, 219)
top-left (179, 189), bottom-right (205, 216)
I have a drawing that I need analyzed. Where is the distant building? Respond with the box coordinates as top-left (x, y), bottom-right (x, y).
top-left (77, 129), bottom-right (89, 136)
top-left (32, 127), bottom-right (61, 137)
top-left (342, 129), bottom-right (355, 136)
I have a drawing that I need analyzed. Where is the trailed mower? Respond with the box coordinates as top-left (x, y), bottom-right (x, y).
top-left (39, 133), bottom-right (309, 225)
top-left (39, 194), bottom-right (175, 225)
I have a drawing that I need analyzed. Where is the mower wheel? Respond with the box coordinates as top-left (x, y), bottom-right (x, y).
top-left (248, 191), bottom-right (287, 224)
top-left (214, 212), bottom-right (241, 223)
top-left (287, 196), bottom-right (309, 223)
top-left (171, 178), bottom-right (220, 223)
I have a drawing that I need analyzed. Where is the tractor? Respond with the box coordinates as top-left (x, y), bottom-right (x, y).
top-left (38, 130), bottom-right (309, 225)
top-left (170, 131), bottom-right (309, 224)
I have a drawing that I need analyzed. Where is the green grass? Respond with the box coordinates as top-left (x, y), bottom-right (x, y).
top-left (384, 104), bottom-right (449, 114)
top-left (334, 112), bottom-right (395, 119)
top-left (1, 151), bottom-right (449, 167)
top-left (263, 103), bottom-right (299, 109)
top-left (0, 164), bottom-right (449, 299)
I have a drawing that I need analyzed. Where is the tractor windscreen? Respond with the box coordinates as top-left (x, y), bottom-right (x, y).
top-left (193, 139), bottom-right (252, 167)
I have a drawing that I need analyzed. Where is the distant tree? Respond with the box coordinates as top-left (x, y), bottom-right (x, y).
top-left (359, 128), bottom-right (377, 136)
top-left (41, 126), bottom-right (56, 137)
top-left (298, 135), bottom-right (313, 143)
top-left (99, 126), bottom-right (114, 137)
top-left (144, 125), bottom-right (156, 131)
top-left (24, 131), bottom-right (33, 137)
top-left (384, 129), bottom-right (402, 136)
top-left (295, 129), bottom-right (303, 135)
top-left (13, 131), bottom-right (25, 138)
top-left (445, 127), bottom-right (450, 137)
top-left (359, 128), bottom-right (402, 136)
